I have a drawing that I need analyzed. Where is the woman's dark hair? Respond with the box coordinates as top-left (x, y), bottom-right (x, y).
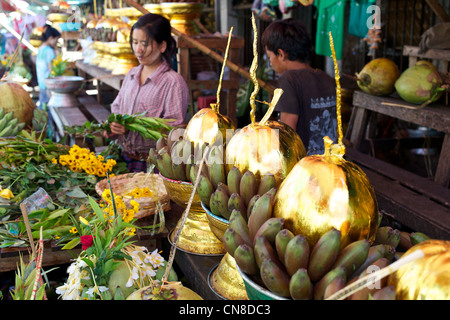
top-left (41, 25), bottom-right (61, 42)
top-left (130, 13), bottom-right (176, 64)
top-left (261, 19), bottom-right (312, 63)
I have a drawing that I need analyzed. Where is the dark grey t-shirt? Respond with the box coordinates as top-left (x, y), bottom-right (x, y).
top-left (275, 68), bottom-right (338, 155)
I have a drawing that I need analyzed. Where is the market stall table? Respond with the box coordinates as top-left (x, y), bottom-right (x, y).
top-left (345, 91), bottom-right (450, 240)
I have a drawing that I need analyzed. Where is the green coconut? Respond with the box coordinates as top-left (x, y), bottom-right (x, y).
top-left (0, 81), bottom-right (35, 125)
top-left (357, 58), bottom-right (400, 96)
top-left (395, 62), bottom-right (444, 104)
top-left (108, 260), bottom-right (178, 299)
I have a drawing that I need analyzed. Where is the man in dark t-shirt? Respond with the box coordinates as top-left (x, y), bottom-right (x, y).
top-left (262, 19), bottom-right (337, 155)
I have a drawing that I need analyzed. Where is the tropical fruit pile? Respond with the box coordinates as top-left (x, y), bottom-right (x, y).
top-left (0, 107), bottom-right (26, 137)
top-left (224, 194), bottom-right (432, 300)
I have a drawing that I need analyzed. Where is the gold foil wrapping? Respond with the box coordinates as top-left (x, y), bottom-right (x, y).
top-left (388, 240), bottom-right (450, 300)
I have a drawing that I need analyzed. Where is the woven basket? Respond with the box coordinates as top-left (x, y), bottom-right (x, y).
top-left (95, 172), bottom-right (171, 219)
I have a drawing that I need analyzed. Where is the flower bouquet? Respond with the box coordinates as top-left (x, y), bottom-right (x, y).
top-left (56, 181), bottom-right (177, 300)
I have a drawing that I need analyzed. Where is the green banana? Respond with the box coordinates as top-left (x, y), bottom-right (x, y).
top-left (0, 124), bottom-right (14, 137)
top-left (409, 232), bottom-right (430, 245)
top-left (260, 259), bottom-right (291, 298)
top-left (3, 111), bottom-right (13, 123)
top-left (307, 228), bottom-right (342, 283)
top-left (398, 231), bottom-right (412, 251)
top-left (166, 127), bottom-right (180, 152)
top-left (228, 209), bottom-right (252, 247)
top-left (209, 188), bottom-right (230, 219)
top-left (371, 285), bottom-right (396, 300)
top-left (351, 244), bottom-right (394, 279)
top-left (216, 182), bottom-right (230, 197)
top-left (257, 173), bottom-right (276, 196)
top-left (248, 190), bottom-right (275, 241)
top-left (222, 228), bottom-right (240, 256)
top-left (254, 217), bottom-right (284, 246)
top-left (185, 154), bottom-right (195, 182)
top-left (275, 229), bottom-right (295, 263)
top-left (373, 226), bottom-right (401, 247)
top-left (156, 136), bottom-right (167, 152)
top-left (208, 146), bottom-right (226, 189)
top-left (197, 174), bottom-right (214, 207)
top-left (227, 193), bottom-right (247, 222)
top-left (254, 235), bottom-right (283, 269)
top-left (234, 244), bottom-right (259, 275)
top-left (331, 239), bottom-right (370, 279)
top-left (227, 166), bottom-right (242, 195)
top-left (313, 267), bottom-right (347, 300)
top-left (284, 234), bottom-right (310, 276)
top-left (148, 148), bottom-right (158, 167)
top-left (289, 268), bottom-right (313, 300)
top-left (159, 147), bottom-right (176, 179)
top-left (0, 108), bottom-right (4, 119)
top-left (171, 161), bottom-right (187, 181)
top-left (349, 257), bottom-right (390, 300)
top-left (323, 275), bottom-right (346, 299)
top-left (239, 170), bottom-right (257, 207)
top-left (246, 194), bottom-right (260, 220)
top-left (114, 286), bottom-right (125, 300)
top-left (0, 117), bottom-right (7, 132)
top-left (156, 153), bottom-right (171, 179)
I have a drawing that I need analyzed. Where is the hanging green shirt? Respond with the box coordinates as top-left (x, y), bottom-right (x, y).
top-left (314, 0), bottom-right (347, 60)
top-left (348, 0), bottom-right (377, 38)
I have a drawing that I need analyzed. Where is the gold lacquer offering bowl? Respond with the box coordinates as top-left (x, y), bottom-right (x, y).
top-left (201, 202), bottom-right (248, 300)
top-left (161, 2), bottom-right (204, 35)
top-left (161, 173), bottom-right (225, 255)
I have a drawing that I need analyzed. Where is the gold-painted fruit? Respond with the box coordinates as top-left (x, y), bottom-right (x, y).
top-left (273, 150), bottom-right (379, 249)
top-left (388, 240), bottom-right (450, 300)
top-left (183, 107), bottom-right (235, 152)
top-left (126, 282), bottom-right (203, 300)
top-left (0, 82), bottom-right (35, 125)
top-left (225, 120), bottom-right (306, 186)
top-left (357, 58), bottom-right (400, 96)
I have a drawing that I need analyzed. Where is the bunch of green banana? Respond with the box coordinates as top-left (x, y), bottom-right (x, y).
top-left (0, 108), bottom-right (26, 137)
top-left (32, 108), bottom-right (49, 131)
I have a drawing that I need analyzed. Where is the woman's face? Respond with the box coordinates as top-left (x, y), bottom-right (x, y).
top-left (132, 28), bottom-right (166, 68)
top-left (48, 36), bottom-right (59, 48)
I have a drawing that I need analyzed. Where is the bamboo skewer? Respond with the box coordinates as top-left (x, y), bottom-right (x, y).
top-left (123, 0), bottom-right (276, 95)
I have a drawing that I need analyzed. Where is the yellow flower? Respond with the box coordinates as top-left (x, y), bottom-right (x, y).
top-left (79, 216), bottom-right (89, 226)
top-left (130, 200), bottom-right (140, 212)
top-left (126, 228), bottom-right (136, 236)
top-left (51, 158), bottom-right (58, 164)
top-left (0, 188), bottom-right (14, 199)
top-left (69, 227), bottom-right (78, 234)
top-left (142, 188), bottom-right (153, 197)
top-left (102, 189), bottom-right (112, 203)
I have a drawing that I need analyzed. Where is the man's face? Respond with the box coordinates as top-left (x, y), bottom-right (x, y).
top-left (265, 47), bottom-right (286, 74)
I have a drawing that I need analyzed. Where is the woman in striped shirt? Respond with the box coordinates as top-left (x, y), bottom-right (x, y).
top-left (108, 13), bottom-right (190, 172)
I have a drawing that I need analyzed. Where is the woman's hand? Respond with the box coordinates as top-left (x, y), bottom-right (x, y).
top-left (109, 122), bottom-right (127, 135)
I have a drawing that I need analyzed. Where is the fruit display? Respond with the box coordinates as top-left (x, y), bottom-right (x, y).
top-left (226, 192), bottom-right (438, 300)
top-left (394, 60), bottom-right (445, 105)
top-left (356, 58), bottom-right (400, 96)
top-left (0, 82), bottom-right (35, 126)
top-left (0, 108), bottom-right (26, 137)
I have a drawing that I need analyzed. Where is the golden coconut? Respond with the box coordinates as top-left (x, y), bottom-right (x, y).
top-left (0, 82), bottom-right (35, 125)
top-left (357, 58), bottom-right (400, 96)
top-left (225, 120), bottom-right (306, 186)
top-left (387, 240), bottom-right (450, 300)
top-left (182, 107), bottom-right (236, 155)
top-left (273, 137), bottom-right (379, 249)
top-left (126, 281), bottom-right (203, 300)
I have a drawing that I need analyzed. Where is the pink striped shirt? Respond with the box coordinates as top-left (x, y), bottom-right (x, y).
top-left (111, 61), bottom-right (189, 156)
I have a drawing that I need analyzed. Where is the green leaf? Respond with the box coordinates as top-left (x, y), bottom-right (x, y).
top-left (61, 237), bottom-right (80, 250)
top-left (89, 196), bottom-right (105, 224)
top-left (81, 257), bottom-right (95, 270)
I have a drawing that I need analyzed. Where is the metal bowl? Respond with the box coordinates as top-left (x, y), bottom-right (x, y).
top-left (45, 76), bottom-right (85, 94)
